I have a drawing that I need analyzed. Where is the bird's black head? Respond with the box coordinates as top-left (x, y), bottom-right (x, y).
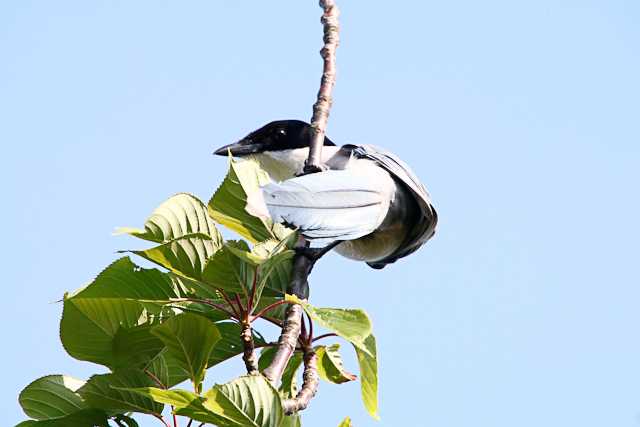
top-left (214, 119), bottom-right (335, 157)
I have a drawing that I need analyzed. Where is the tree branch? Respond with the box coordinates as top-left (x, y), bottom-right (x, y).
top-left (241, 321), bottom-right (259, 375)
top-left (304, 0), bottom-right (340, 174)
top-left (262, 304), bottom-right (304, 384)
top-left (282, 344), bottom-right (320, 414)
top-left (265, 0), bottom-right (340, 411)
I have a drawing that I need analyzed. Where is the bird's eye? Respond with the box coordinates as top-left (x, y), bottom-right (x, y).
top-left (277, 129), bottom-right (286, 136)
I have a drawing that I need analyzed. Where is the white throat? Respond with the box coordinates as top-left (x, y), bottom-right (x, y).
top-left (249, 146), bottom-right (341, 182)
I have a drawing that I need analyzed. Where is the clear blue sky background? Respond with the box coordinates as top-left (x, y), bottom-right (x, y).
top-left (2, 1), bottom-right (639, 426)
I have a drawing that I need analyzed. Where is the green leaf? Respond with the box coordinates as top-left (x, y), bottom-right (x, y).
top-left (15, 409), bottom-right (109, 426)
top-left (204, 375), bottom-right (284, 427)
top-left (127, 380), bottom-right (284, 427)
top-left (60, 257), bottom-right (186, 369)
top-left (61, 297), bottom-right (152, 368)
top-left (338, 416), bottom-right (352, 427)
top-left (145, 352), bottom-right (170, 388)
top-left (258, 347), bottom-right (303, 399)
top-left (201, 241), bottom-right (253, 296)
top-left (281, 414), bottom-right (302, 427)
top-left (286, 295), bottom-right (373, 356)
top-left (208, 158), bottom-right (281, 243)
top-left (115, 193), bottom-right (222, 245)
top-left (151, 313), bottom-right (221, 391)
top-left (18, 375), bottom-right (88, 420)
top-left (70, 257), bottom-right (186, 301)
top-left (124, 388), bottom-right (229, 425)
top-left (78, 370), bottom-right (163, 415)
top-left (130, 234), bottom-right (221, 281)
top-left (113, 414), bottom-right (140, 427)
top-left (354, 334), bottom-right (379, 420)
top-left (316, 344), bottom-right (357, 384)
top-left (112, 325), bottom-right (165, 369)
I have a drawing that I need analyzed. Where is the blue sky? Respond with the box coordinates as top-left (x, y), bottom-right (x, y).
top-left (2, 1), bottom-right (640, 426)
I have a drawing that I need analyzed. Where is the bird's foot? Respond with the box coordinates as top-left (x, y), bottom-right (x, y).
top-left (299, 162), bottom-right (328, 176)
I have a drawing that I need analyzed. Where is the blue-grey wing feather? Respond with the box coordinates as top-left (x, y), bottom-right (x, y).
top-left (345, 144), bottom-right (438, 268)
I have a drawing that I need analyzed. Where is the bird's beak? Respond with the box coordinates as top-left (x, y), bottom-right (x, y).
top-left (213, 138), bottom-right (263, 157)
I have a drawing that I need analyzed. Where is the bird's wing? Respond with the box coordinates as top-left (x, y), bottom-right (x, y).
top-left (345, 144), bottom-right (438, 268)
top-left (261, 169), bottom-right (390, 246)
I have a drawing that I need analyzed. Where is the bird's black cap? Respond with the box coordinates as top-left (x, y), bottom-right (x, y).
top-left (214, 119), bottom-right (335, 156)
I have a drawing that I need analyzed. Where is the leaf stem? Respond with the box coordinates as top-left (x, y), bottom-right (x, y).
top-left (144, 368), bottom-right (167, 389)
top-left (154, 415), bottom-right (172, 427)
top-left (185, 298), bottom-right (237, 319)
top-left (311, 333), bottom-right (338, 342)
top-left (173, 412), bottom-right (179, 427)
top-left (218, 289), bottom-right (241, 318)
top-left (233, 293), bottom-right (245, 319)
top-left (250, 300), bottom-right (288, 321)
top-left (248, 266), bottom-right (259, 314)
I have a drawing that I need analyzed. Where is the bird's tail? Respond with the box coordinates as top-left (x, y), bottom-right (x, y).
top-left (247, 170), bottom-right (387, 246)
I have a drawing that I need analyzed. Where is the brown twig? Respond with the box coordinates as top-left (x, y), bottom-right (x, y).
top-left (262, 304), bottom-right (304, 384)
top-left (304, 0), bottom-right (340, 173)
top-left (282, 343), bottom-right (320, 414)
top-left (241, 321), bottom-right (259, 374)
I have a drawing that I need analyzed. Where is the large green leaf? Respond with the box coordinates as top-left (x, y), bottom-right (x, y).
top-left (208, 158), bottom-right (275, 243)
top-left (61, 297), bottom-right (153, 368)
top-left (60, 257), bottom-right (187, 368)
top-left (148, 322), bottom-right (266, 389)
top-left (123, 388), bottom-right (230, 426)
top-left (131, 234), bottom-right (221, 281)
top-left (286, 295), bottom-right (373, 356)
top-left (70, 257), bottom-right (186, 301)
top-left (316, 344), bottom-right (357, 384)
top-left (354, 334), bottom-right (379, 420)
top-left (205, 375), bottom-right (284, 427)
top-left (201, 241), bottom-right (253, 296)
top-left (151, 313), bottom-right (221, 391)
top-left (78, 370), bottom-right (163, 415)
top-left (129, 377), bottom-right (283, 427)
top-left (19, 375), bottom-right (88, 420)
top-left (115, 193), bottom-right (222, 245)
top-left (15, 409), bottom-right (109, 427)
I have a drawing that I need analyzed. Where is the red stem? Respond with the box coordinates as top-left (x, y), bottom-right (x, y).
top-left (307, 312), bottom-right (314, 342)
top-left (251, 300), bottom-right (288, 321)
top-left (218, 290), bottom-right (241, 318)
top-left (154, 415), bottom-right (171, 427)
top-left (186, 298), bottom-right (237, 319)
top-left (248, 266), bottom-right (259, 313)
top-left (144, 368), bottom-right (166, 389)
top-left (311, 333), bottom-right (338, 342)
top-left (234, 293), bottom-right (245, 319)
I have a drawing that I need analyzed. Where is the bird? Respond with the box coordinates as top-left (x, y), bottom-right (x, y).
top-left (214, 119), bottom-right (437, 270)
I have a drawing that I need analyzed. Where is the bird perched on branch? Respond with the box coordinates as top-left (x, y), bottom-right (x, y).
top-left (214, 119), bottom-right (437, 270)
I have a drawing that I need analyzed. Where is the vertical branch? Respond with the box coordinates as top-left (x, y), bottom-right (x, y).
top-left (304, 0), bottom-right (340, 174)
top-left (241, 321), bottom-right (259, 374)
top-left (265, 2), bottom-right (340, 408)
top-left (262, 304), bottom-right (304, 383)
